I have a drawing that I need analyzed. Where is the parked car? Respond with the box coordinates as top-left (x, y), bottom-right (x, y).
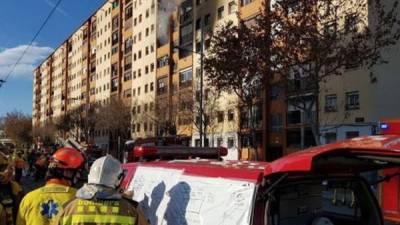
top-left (122, 135), bottom-right (400, 225)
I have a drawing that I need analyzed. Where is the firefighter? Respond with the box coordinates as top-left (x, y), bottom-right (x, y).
top-left (55, 155), bottom-right (150, 225)
top-left (0, 151), bottom-right (23, 225)
top-left (16, 147), bottom-right (85, 225)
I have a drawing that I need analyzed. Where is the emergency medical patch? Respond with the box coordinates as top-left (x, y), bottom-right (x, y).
top-left (40, 200), bottom-right (59, 219)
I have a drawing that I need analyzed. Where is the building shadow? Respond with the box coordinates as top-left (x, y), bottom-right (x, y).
top-left (164, 182), bottom-right (191, 225)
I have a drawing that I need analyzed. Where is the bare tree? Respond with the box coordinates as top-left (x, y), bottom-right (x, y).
top-left (3, 111), bottom-right (32, 147)
top-left (96, 98), bottom-right (131, 156)
top-left (32, 121), bottom-right (57, 147)
top-left (260, 0), bottom-right (400, 145)
top-left (205, 0), bottom-right (400, 154)
top-left (204, 21), bottom-right (270, 160)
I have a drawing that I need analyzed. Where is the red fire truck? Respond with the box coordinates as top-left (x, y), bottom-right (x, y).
top-left (379, 119), bottom-right (400, 223)
top-left (122, 136), bottom-right (400, 225)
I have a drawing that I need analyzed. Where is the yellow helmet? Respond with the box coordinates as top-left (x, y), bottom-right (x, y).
top-left (0, 152), bottom-right (13, 184)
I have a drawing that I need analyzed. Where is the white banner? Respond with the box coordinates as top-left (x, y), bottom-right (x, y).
top-left (128, 166), bottom-right (257, 225)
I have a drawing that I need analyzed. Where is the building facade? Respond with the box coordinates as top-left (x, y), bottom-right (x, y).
top-left (33, 0), bottom-right (398, 160)
top-left (32, 0), bottom-right (244, 158)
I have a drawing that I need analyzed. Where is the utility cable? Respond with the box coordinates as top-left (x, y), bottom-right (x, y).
top-left (0, 0), bottom-right (63, 88)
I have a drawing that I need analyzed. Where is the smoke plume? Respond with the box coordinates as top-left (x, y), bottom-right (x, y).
top-left (157, 0), bottom-right (185, 45)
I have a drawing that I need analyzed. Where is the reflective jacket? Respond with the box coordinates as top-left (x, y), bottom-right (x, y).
top-left (16, 181), bottom-right (76, 225)
top-left (54, 198), bottom-right (150, 225)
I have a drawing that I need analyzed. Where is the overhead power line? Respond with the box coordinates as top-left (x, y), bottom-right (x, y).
top-left (0, 0), bottom-right (63, 88)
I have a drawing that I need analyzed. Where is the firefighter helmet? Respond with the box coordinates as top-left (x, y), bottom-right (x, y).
top-left (51, 147), bottom-right (85, 169)
top-left (88, 155), bottom-right (123, 188)
top-left (47, 147), bottom-right (85, 184)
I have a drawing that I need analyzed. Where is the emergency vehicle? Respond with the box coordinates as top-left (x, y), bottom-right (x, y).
top-left (379, 120), bottom-right (400, 223)
top-left (122, 135), bottom-right (400, 225)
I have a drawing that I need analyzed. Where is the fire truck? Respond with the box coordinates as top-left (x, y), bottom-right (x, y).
top-left (121, 135), bottom-right (400, 225)
top-left (379, 119), bottom-right (400, 223)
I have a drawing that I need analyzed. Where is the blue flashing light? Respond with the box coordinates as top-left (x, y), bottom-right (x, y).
top-left (380, 123), bottom-right (389, 130)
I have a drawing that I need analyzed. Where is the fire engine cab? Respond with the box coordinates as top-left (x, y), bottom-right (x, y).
top-left (379, 120), bottom-right (400, 223)
top-left (122, 135), bottom-right (400, 225)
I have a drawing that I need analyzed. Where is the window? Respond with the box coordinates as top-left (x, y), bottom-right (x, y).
top-left (217, 112), bottom-right (224, 123)
top-left (145, 84), bottom-right (148, 93)
top-left (270, 114), bottom-right (283, 132)
top-left (157, 77), bottom-right (168, 95)
top-left (217, 6), bottom-right (224, 20)
top-left (136, 123), bottom-right (141, 132)
top-left (150, 82), bottom-right (154, 92)
top-left (111, 63), bottom-right (118, 77)
top-left (179, 69), bottom-right (193, 88)
top-left (324, 22), bottom-right (336, 38)
top-left (324, 132), bottom-right (337, 144)
top-left (228, 138), bottom-right (235, 149)
top-left (124, 71), bottom-right (132, 81)
top-left (241, 0), bottom-right (253, 6)
top-left (112, 31), bottom-right (119, 46)
top-left (112, 16), bottom-right (119, 30)
top-left (325, 94), bottom-right (337, 112)
top-left (228, 110), bottom-right (234, 121)
top-left (157, 55), bottom-right (169, 68)
top-left (112, 0), bottom-right (119, 9)
top-left (217, 138), bottom-right (223, 147)
top-left (346, 131), bottom-right (359, 139)
top-left (124, 89), bottom-right (132, 98)
top-left (125, 6), bottom-right (133, 20)
top-left (124, 55), bottom-right (132, 70)
top-left (204, 14), bottom-right (211, 26)
top-left (111, 78), bottom-right (118, 92)
top-left (345, 14), bottom-right (358, 33)
top-left (196, 18), bottom-right (201, 30)
top-left (346, 91), bottom-right (360, 110)
top-left (124, 37), bottom-right (133, 53)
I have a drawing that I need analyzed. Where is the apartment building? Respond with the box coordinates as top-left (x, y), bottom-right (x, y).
top-left (131, 0), bottom-right (158, 139)
top-left (32, 0), bottom-right (279, 159)
top-left (34, 0), bottom-right (396, 160)
top-left (319, 10), bottom-right (400, 145)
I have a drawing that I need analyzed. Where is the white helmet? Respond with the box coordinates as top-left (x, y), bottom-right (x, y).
top-left (88, 155), bottom-right (123, 188)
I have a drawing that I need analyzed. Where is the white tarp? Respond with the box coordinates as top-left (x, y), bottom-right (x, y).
top-left (128, 166), bottom-right (257, 225)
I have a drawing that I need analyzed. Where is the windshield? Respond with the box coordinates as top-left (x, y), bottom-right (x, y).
top-left (267, 178), bottom-right (381, 225)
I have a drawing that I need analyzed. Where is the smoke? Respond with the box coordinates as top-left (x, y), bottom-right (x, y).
top-left (157, 0), bottom-right (185, 45)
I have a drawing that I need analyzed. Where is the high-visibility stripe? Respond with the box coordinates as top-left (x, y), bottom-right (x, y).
top-left (100, 206), bottom-right (108, 213)
top-left (77, 206), bottom-right (84, 213)
top-left (112, 207), bottom-right (119, 214)
top-left (88, 206), bottom-right (96, 212)
top-left (62, 214), bottom-right (137, 225)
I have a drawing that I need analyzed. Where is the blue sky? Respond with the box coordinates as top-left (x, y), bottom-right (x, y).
top-left (0, 0), bottom-right (105, 117)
